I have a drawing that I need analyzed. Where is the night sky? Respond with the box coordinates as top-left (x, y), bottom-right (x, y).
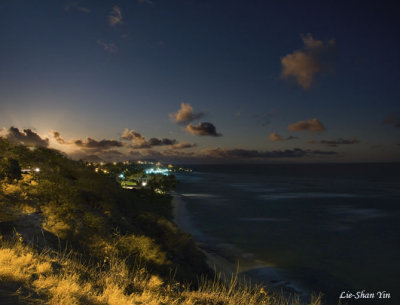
top-left (1, 0), bottom-right (399, 162)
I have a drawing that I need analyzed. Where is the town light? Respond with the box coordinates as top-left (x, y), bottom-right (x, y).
top-left (34, 168), bottom-right (40, 172)
top-left (144, 168), bottom-right (170, 175)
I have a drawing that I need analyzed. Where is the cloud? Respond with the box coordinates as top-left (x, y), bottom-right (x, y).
top-left (131, 138), bottom-right (177, 149)
top-left (169, 142), bottom-right (197, 149)
top-left (202, 148), bottom-right (306, 159)
top-left (201, 148), bottom-right (338, 160)
top-left (308, 150), bottom-right (338, 155)
top-left (268, 133), bottom-right (299, 142)
top-left (97, 40), bottom-right (119, 53)
top-left (307, 138), bottom-right (360, 147)
top-left (64, 2), bottom-right (91, 13)
top-left (51, 130), bottom-right (67, 144)
top-left (383, 114), bottom-right (400, 128)
top-left (121, 128), bottom-right (144, 141)
top-left (73, 138), bottom-right (124, 151)
top-left (109, 6), bottom-right (123, 27)
top-left (186, 122), bottom-right (222, 137)
top-left (51, 130), bottom-right (124, 152)
top-left (1, 127), bottom-right (49, 147)
top-left (121, 146), bottom-right (339, 163)
top-left (121, 129), bottom-right (178, 149)
top-left (288, 118), bottom-right (325, 133)
top-left (269, 132), bottom-right (284, 142)
top-left (170, 103), bottom-right (204, 125)
top-left (281, 33), bottom-right (336, 89)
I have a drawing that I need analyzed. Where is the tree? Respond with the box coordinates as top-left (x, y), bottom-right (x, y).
top-left (0, 158), bottom-right (22, 181)
top-left (148, 174), bottom-right (178, 194)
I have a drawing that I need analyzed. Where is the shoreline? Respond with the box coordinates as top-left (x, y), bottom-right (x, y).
top-left (171, 192), bottom-right (309, 299)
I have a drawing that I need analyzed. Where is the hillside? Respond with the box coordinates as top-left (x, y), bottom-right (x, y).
top-left (0, 139), bottom-right (321, 305)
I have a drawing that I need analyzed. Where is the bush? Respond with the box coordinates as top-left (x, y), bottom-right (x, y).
top-left (148, 174), bottom-right (178, 193)
top-left (0, 158), bottom-right (22, 181)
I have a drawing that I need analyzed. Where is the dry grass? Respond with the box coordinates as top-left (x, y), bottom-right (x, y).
top-left (0, 239), bottom-right (322, 305)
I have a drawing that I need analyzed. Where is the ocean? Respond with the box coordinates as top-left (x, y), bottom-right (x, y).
top-left (173, 163), bottom-right (400, 305)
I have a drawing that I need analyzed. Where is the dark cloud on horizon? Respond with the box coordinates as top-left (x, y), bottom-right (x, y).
top-left (307, 138), bottom-right (360, 147)
top-left (121, 128), bottom-right (178, 149)
top-left (201, 147), bottom-right (337, 159)
top-left (288, 118), bottom-right (325, 133)
top-left (202, 147), bottom-right (307, 159)
top-left (308, 150), bottom-right (339, 155)
top-left (74, 138), bottom-right (124, 150)
top-left (51, 130), bottom-right (124, 152)
top-left (122, 147), bottom-right (338, 163)
top-left (1, 127), bottom-right (49, 147)
top-left (170, 103), bottom-right (204, 125)
top-left (169, 142), bottom-right (197, 149)
top-left (281, 33), bottom-right (336, 90)
top-left (186, 122), bottom-right (222, 137)
top-left (133, 138), bottom-right (177, 149)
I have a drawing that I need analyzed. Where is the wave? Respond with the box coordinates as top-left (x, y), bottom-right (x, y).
top-left (258, 192), bottom-right (358, 200)
top-left (181, 193), bottom-right (220, 198)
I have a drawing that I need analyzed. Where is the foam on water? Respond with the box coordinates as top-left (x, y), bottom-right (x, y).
top-left (258, 192), bottom-right (358, 200)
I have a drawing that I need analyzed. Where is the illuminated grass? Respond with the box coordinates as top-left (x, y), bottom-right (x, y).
top-left (0, 240), bottom-right (322, 305)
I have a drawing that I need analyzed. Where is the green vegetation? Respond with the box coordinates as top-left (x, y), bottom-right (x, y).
top-left (0, 138), bottom-right (321, 304)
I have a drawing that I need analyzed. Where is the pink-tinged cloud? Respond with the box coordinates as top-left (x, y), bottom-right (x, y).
top-left (269, 132), bottom-right (284, 142)
top-left (281, 33), bottom-right (336, 89)
top-left (109, 6), bottom-right (123, 26)
top-left (288, 118), bottom-right (325, 133)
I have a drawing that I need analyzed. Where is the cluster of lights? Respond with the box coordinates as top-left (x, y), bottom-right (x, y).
top-left (145, 168), bottom-right (170, 175)
top-left (22, 167), bottom-right (40, 173)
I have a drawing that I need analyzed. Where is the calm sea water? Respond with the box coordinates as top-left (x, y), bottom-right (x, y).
top-left (174, 164), bottom-right (400, 305)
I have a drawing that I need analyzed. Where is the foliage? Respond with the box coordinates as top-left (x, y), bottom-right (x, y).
top-left (0, 138), bottom-right (321, 304)
top-left (0, 240), bottom-right (322, 305)
top-left (148, 174), bottom-right (178, 193)
top-left (0, 157), bottom-right (22, 181)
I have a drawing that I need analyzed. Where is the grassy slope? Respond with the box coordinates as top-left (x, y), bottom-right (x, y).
top-left (0, 139), bottom-right (321, 305)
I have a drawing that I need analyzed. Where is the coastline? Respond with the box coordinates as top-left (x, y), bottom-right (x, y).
top-left (171, 192), bottom-right (308, 299)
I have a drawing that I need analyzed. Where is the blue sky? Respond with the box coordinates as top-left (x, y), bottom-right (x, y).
top-left (1, 0), bottom-right (399, 162)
